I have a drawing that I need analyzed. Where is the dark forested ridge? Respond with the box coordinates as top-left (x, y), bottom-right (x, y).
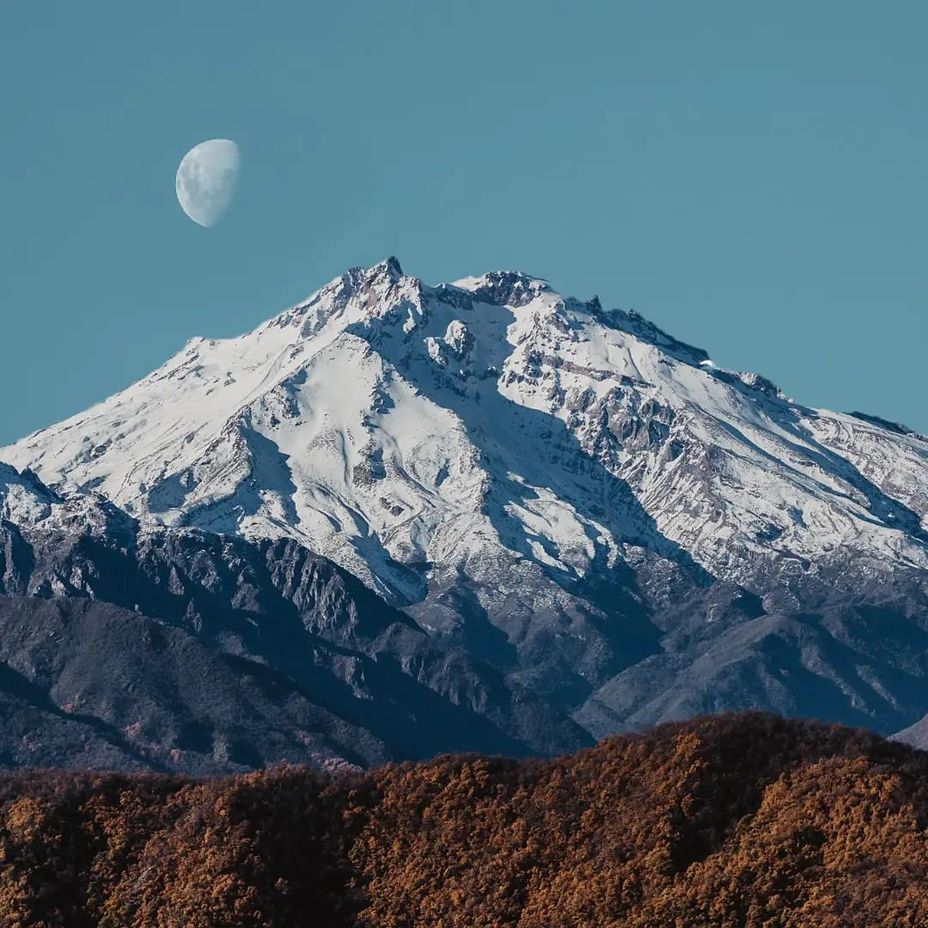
top-left (0, 713), bottom-right (926, 927)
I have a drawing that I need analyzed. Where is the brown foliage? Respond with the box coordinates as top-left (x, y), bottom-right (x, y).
top-left (0, 713), bottom-right (925, 926)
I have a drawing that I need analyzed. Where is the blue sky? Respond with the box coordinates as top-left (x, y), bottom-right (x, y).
top-left (0, 1), bottom-right (925, 442)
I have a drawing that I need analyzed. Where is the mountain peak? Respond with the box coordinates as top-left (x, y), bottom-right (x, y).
top-left (348, 256), bottom-right (406, 289)
top-left (380, 255), bottom-right (403, 276)
top-left (4, 259), bottom-right (928, 603)
top-left (452, 269), bottom-right (551, 307)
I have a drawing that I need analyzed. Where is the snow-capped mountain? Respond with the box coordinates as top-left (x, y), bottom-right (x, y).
top-left (4, 259), bottom-right (928, 737)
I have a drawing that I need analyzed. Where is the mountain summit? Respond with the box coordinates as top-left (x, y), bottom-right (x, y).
top-left (5, 261), bottom-right (928, 739)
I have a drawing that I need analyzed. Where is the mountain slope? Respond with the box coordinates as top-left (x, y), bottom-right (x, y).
top-left (894, 712), bottom-right (928, 749)
top-left (0, 463), bottom-right (587, 771)
top-left (4, 260), bottom-right (928, 738)
top-left (0, 595), bottom-right (389, 772)
top-left (0, 714), bottom-right (926, 927)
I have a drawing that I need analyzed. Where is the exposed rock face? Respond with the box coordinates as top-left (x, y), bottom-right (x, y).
top-left (0, 465), bottom-right (587, 771)
top-left (3, 259), bottom-right (928, 752)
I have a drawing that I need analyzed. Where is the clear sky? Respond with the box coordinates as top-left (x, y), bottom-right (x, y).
top-left (1, 1), bottom-right (925, 443)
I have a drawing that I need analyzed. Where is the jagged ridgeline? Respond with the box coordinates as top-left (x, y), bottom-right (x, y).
top-left (0, 461), bottom-right (585, 772)
top-left (1, 259), bottom-right (928, 768)
top-left (0, 715), bottom-right (925, 927)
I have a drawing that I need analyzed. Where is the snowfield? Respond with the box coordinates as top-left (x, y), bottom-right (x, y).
top-left (7, 258), bottom-right (926, 593)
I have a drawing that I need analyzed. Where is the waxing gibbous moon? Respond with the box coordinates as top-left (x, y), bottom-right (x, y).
top-left (175, 139), bottom-right (241, 227)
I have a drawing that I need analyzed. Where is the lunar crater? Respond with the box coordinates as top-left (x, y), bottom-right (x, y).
top-left (175, 139), bottom-right (241, 227)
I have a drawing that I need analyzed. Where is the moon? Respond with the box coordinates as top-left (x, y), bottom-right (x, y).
top-left (175, 139), bottom-right (241, 227)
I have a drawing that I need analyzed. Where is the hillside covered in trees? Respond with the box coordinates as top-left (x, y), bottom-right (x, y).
top-left (0, 713), bottom-right (925, 927)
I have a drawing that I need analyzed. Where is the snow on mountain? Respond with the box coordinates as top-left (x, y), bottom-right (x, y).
top-left (7, 258), bottom-right (926, 585)
top-left (894, 712), bottom-right (928, 750)
top-left (0, 461), bottom-right (588, 770)
top-left (0, 461), bottom-right (57, 526)
top-left (0, 458), bottom-right (133, 543)
top-left (4, 258), bottom-right (928, 735)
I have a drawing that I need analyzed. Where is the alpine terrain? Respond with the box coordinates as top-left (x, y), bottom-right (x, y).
top-left (2, 258), bottom-right (927, 767)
